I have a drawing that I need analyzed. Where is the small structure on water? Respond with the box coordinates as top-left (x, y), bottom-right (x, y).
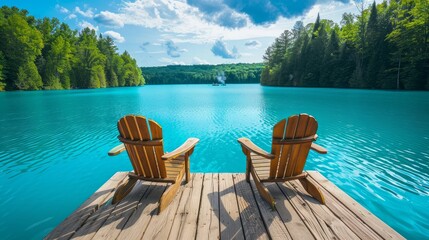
top-left (213, 71), bottom-right (226, 86)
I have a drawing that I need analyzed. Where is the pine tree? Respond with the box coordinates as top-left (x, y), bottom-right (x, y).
top-left (312, 13), bottom-right (321, 39)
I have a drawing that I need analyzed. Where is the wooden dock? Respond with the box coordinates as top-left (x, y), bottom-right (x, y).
top-left (46, 171), bottom-right (403, 240)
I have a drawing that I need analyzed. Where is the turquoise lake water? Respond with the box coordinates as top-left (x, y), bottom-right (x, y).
top-left (0, 84), bottom-right (428, 239)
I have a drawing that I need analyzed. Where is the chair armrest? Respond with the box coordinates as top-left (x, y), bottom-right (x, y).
top-left (162, 138), bottom-right (199, 160)
top-left (108, 143), bottom-right (126, 156)
top-left (237, 137), bottom-right (275, 159)
top-left (311, 143), bottom-right (328, 154)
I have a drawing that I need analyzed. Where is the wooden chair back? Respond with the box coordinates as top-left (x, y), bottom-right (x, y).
top-left (117, 115), bottom-right (167, 179)
top-left (269, 114), bottom-right (318, 179)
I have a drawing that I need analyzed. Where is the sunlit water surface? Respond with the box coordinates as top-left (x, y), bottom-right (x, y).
top-left (0, 85), bottom-right (428, 239)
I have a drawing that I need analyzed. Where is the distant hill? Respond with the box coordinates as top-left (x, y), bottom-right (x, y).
top-left (141, 63), bottom-right (263, 84)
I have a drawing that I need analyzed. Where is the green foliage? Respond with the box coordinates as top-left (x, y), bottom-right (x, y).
top-left (16, 61), bottom-right (43, 90)
top-left (0, 6), bottom-right (143, 91)
top-left (262, 0), bottom-right (429, 90)
top-left (0, 12), bottom-right (43, 89)
top-left (121, 51), bottom-right (145, 86)
top-left (142, 63), bottom-right (262, 84)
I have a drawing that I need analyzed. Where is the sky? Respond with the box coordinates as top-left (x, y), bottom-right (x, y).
top-left (2, 0), bottom-right (369, 67)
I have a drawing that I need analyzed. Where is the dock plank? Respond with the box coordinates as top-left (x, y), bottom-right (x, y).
top-left (174, 174), bottom-right (204, 240)
top-left (115, 182), bottom-right (166, 240)
top-left (45, 172), bottom-right (128, 240)
top-left (46, 172), bottom-right (404, 240)
top-left (265, 182), bottom-right (315, 239)
top-left (90, 182), bottom-right (161, 240)
top-left (139, 181), bottom-right (184, 240)
top-left (306, 173), bottom-right (383, 239)
top-left (307, 171), bottom-right (405, 240)
top-left (219, 174), bottom-right (244, 240)
top-left (72, 182), bottom-right (150, 240)
top-left (168, 174), bottom-right (204, 240)
top-left (277, 182), bottom-right (333, 239)
top-left (249, 181), bottom-right (292, 240)
top-left (233, 174), bottom-right (269, 240)
top-left (289, 180), bottom-right (360, 240)
top-left (196, 173), bottom-right (220, 240)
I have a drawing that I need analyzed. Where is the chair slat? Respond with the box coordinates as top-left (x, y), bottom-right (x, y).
top-left (154, 146), bottom-right (166, 178)
top-left (270, 119), bottom-right (286, 178)
top-left (144, 146), bottom-right (159, 178)
top-left (125, 115), bottom-right (141, 140)
top-left (294, 114), bottom-right (310, 138)
top-left (118, 118), bottom-right (130, 139)
top-left (124, 145), bottom-right (142, 175)
top-left (149, 120), bottom-right (163, 140)
top-left (282, 115), bottom-right (299, 178)
top-left (293, 116), bottom-right (318, 175)
top-left (119, 116), bottom-right (139, 176)
top-left (135, 116), bottom-right (151, 140)
top-left (286, 115), bottom-right (307, 177)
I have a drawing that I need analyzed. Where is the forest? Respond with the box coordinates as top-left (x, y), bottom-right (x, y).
top-left (0, 6), bottom-right (144, 91)
top-left (142, 63), bottom-right (263, 84)
top-left (262, 0), bottom-right (429, 90)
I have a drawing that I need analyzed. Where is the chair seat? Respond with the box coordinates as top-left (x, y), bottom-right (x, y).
top-left (164, 155), bottom-right (186, 181)
top-left (128, 155), bottom-right (186, 183)
top-left (250, 153), bottom-right (308, 182)
top-left (250, 153), bottom-right (271, 180)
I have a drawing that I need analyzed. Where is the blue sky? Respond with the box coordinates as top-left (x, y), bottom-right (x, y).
top-left (3, 0), bottom-right (365, 67)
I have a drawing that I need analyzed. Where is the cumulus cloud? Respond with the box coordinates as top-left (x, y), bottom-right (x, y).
top-left (94, 11), bottom-right (124, 28)
top-left (187, 0), bottom-right (248, 28)
top-left (165, 40), bottom-right (187, 58)
top-left (190, 0), bottom-right (351, 25)
top-left (67, 14), bottom-right (77, 19)
top-left (211, 39), bottom-right (240, 59)
top-left (104, 31), bottom-right (125, 43)
top-left (75, 6), bottom-right (95, 18)
top-left (79, 21), bottom-right (98, 31)
top-left (56, 4), bottom-right (69, 14)
top-left (86, 0), bottom-right (358, 43)
top-left (245, 40), bottom-right (261, 48)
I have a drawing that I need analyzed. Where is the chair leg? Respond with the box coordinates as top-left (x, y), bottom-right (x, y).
top-left (251, 168), bottom-right (275, 209)
top-left (245, 157), bottom-right (250, 182)
top-left (185, 156), bottom-right (190, 183)
top-left (158, 168), bottom-right (185, 214)
top-left (112, 176), bottom-right (138, 204)
top-left (299, 177), bottom-right (325, 204)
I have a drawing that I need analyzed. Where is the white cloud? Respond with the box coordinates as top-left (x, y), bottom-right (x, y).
top-left (103, 31), bottom-right (125, 43)
top-left (211, 39), bottom-right (240, 59)
top-left (94, 11), bottom-right (124, 28)
top-left (67, 14), bottom-right (77, 19)
top-left (56, 4), bottom-right (69, 14)
top-left (245, 40), bottom-right (261, 49)
top-left (89, 0), bottom-right (362, 44)
top-left (165, 40), bottom-right (187, 58)
top-left (75, 6), bottom-right (95, 18)
top-left (79, 21), bottom-right (98, 31)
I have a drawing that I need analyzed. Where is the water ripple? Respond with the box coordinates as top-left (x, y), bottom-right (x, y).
top-left (0, 86), bottom-right (428, 239)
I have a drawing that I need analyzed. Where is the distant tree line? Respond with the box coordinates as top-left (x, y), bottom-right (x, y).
top-left (0, 6), bottom-right (144, 91)
top-left (262, 0), bottom-right (429, 90)
top-left (142, 63), bottom-right (263, 84)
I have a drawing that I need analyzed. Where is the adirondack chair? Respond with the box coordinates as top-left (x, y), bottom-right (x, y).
top-left (237, 113), bottom-right (327, 208)
top-left (108, 115), bottom-right (199, 213)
